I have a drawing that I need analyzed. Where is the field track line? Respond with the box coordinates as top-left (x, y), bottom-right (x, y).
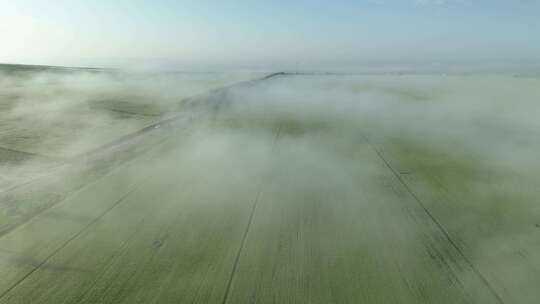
top-left (0, 181), bottom-right (146, 301)
top-left (221, 124), bottom-right (283, 304)
top-left (221, 123), bottom-right (282, 304)
top-left (72, 176), bottom-right (199, 302)
top-left (0, 139), bottom-right (164, 240)
top-left (360, 133), bottom-right (506, 304)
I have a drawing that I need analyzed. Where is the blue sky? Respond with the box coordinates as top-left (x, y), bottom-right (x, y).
top-left (1, 0), bottom-right (539, 68)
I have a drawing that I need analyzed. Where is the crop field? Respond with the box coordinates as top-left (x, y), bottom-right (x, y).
top-left (0, 65), bottom-right (260, 158)
top-left (1, 65), bottom-right (540, 303)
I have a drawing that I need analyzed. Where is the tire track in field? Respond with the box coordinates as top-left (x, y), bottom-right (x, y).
top-left (0, 181), bottom-right (145, 301)
top-left (70, 178), bottom-right (197, 304)
top-left (221, 124), bottom-right (283, 304)
top-left (360, 133), bottom-right (506, 304)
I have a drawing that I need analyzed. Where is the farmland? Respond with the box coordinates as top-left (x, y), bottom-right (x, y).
top-left (1, 64), bottom-right (540, 303)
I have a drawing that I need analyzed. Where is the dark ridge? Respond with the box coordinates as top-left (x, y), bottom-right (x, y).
top-left (0, 63), bottom-right (110, 72)
top-left (103, 108), bottom-right (162, 118)
top-left (0, 146), bottom-right (63, 163)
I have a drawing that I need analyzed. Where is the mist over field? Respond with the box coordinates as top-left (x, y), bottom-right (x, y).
top-left (1, 65), bottom-right (540, 303)
top-left (177, 74), bottom-right (540, 303)
top-left (150, 73), bottom-right (540, 303)
top-left (2, 0), bottom-right (540, 302)
top-left (0, 67), bottom-right (260, 188)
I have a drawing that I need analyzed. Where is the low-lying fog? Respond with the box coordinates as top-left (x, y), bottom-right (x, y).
top-left (2, 68), bottom-right (540, 302)
top-left (169, 73), bottom-right (540, 302)
top-left (0, 68), bottom-right (260, 189)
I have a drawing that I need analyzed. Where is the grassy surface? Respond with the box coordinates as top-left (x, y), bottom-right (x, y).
top-left (0, 64), bottom-right (261, 157)
top-left (0, 71), bottom-right (539, 303)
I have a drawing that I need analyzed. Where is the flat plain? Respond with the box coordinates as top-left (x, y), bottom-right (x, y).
top-left (1, 65), bottom-right (539, 303)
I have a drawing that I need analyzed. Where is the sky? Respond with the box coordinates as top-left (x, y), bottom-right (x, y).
top-left (1, 0), bottom-right (539, 69)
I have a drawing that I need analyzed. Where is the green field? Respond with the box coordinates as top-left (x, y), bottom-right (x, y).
top-left (1, 66), bottom-right (540, 303)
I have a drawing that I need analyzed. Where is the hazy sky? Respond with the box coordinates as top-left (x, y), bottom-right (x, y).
top-left (1, 0), bottom-right (539, 68)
